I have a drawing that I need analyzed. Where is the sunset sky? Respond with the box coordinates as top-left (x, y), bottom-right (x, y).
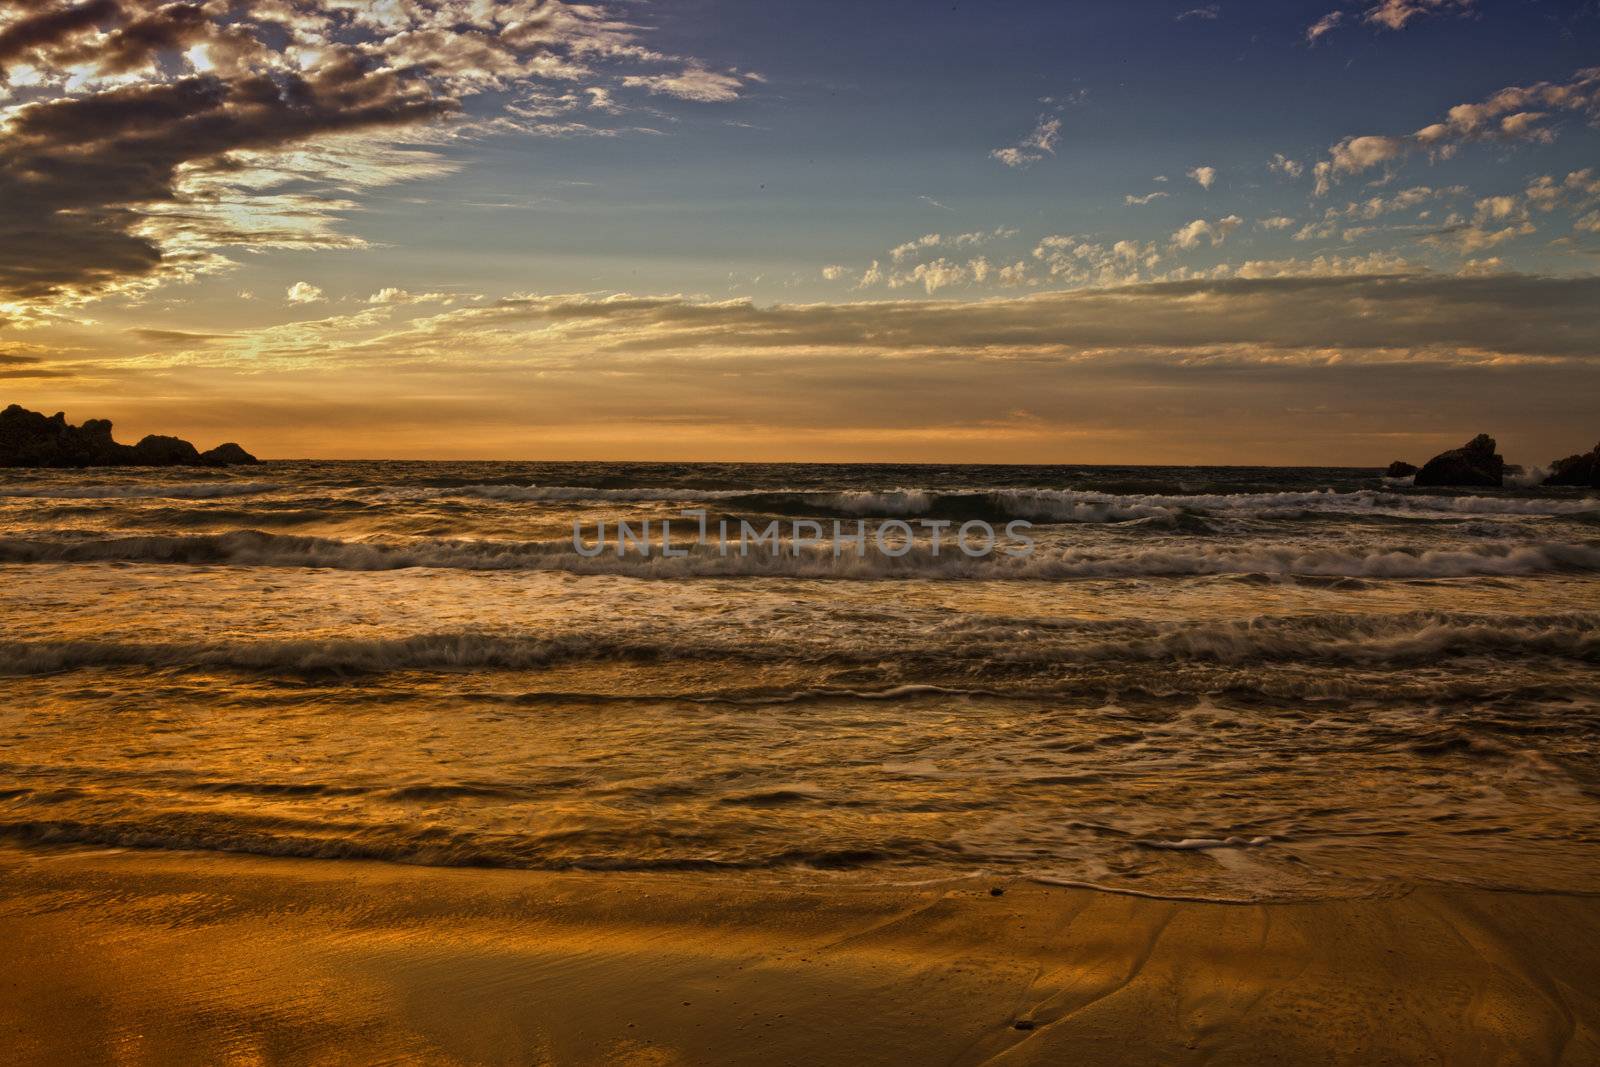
top-left (2, 0), bottom-right (1598, 463)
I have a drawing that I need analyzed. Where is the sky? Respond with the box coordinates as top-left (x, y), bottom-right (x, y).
top-left (1, 0), bottom-right (1598, 464)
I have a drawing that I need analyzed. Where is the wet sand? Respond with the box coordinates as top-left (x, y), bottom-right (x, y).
top-left (2, 847), bottom-right (1598, 1065)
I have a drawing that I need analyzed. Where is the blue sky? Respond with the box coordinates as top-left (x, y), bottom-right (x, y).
top-left (234, 0), bottom-right (1600, 305)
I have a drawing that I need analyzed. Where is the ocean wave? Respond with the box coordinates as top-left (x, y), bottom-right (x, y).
top-left (0, 817), bottom-right (926, 872)
top-left (439, 483), bottom-right (1600, 521)
top-left (447, 484), bottom-right (1179, 524)
top-left (2, 528), bottom-right (1598, 580)
top-left (3, 610), bottom-right (1594, 676)
top-left (0, 481), bottom-right (281, 500)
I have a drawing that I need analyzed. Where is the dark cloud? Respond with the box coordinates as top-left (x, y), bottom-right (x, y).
top-left (0, 0), bottom-right (117, 66)
top-left (0, 350), bottom-right (73, 377)
top-left (80, 2), bottom-right (211, 75)
top-left (401, 273), bottom-right (1600, 361)
top-left (0, 1), bottom-right (753, 305)
top-left (128, 327), bottom-right (236, 341)
top-left (0, 56), bottom-right (451, 299)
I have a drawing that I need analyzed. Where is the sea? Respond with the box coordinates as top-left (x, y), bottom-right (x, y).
top-left (1, 460), bottom-right (1597, 901)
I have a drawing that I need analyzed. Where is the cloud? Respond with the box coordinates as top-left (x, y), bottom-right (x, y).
top-left (1230, 252), bottom-right (1418, 278)
top-left (1363, 0), bottom-right (1474, 31)
top-left (0, 1), bottom-right (750, 310)
top-left (1525, 169), bottom-right (1600, 213)
top-left (1170, 215), bottom-right (1242, 249)
top-left (620, 66), bottom-right (756, 103)
top-left (889, 228), bottom-right (1017, 262)
top-left (997, 261), bottom-right (1030, 286)
top-left (1305, 11), bottom-right (1345, 42)
top-left (1125, 191), bottom-right (1169, 206)
top-left (991, 116), bottom-right (1062, 168)
top-left (1269, 154), bottom-right (1304, 179)
top-left (820, 265), bottom-right (851, 281)
top-left (1031, 236), bottom-right (1161, 285)
top-left (1313, 66), bottom-right (1600, 194)
top-left (1188, 166), bottom-right (1217, 190)
top-left (1307, 0), bottom-right (1473, 41)
top-left (153, 274), bottom-right (1600, 369)
top-left (128, 328), bottom-right (237, 343)
top-left (1176, 5), bottom-right (1221, 20)
top-left (1343, 185), bottom-right (1466, 219)
top-left (890, 258), bottom-right (967, 293)
top-left (1258, 217), bottom-right (1296, 230)
top-left (367, 288), bottom-right (450, 305)
top-left (24, 273), bottom-right (1600, 463)
top-left (286, 282), bottom-right (325, 304)
top-left (1423, 219), bottom-right (1535, 254)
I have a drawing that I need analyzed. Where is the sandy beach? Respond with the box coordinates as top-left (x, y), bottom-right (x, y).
top-left (2, 845), bottom-right (1597, 1066)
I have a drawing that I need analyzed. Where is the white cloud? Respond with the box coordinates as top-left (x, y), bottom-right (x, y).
top-left (1344, 185), bottom-right (1465, 219)
top-left (1364, 0), bottom-right (1474, 31)
top-left (1305, 11), bottom-right (1344, 42)
top-left (997, 260), bottom-right (1030, 286)
top-left (991, 116), bottom-right (1063, 168)
top-left (1176, 5), bottom-right (1221, 19)
top-left (1525, 169), bottom-right (1600, 213)
top-left (1125, 191), bottom-right (1169, 206)
top-left (1307, 0), bottom-right (1472, 41)
top-left (891, 258), bottom-right (969, 294)
top-left (890, 228), bottom-right (1017, 261)
top-left (367, 288), bottom-right (450, 305)
top-left (1314, 67), bottom-right (1600, 195)
top-left (1230, 251), bottom-right (1417, 278)
top-left (1269, 154), bottom-right (1304, 179)
top-left (1188, 166), bottom-right (1217, 190)
top-left (1032, 235), bottom-right (1161, 285)
top-left (620, 66), bottom-right (754, 103)
top-left (821, 265), bottom-right (851, 281)
top-left (1170, 215), bottom-right (1241, 250)
top-left (1258, 216), bottom-right (1296, 230)
top-left (286, 282), bottom-right (325, 304)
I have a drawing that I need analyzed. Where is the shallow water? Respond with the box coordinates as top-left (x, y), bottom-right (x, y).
top-left (1, 460), bottom-right (1597, 900)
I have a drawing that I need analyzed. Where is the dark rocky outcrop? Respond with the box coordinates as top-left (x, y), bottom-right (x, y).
top-left (1413, 434), bottom-right (1504, 488)
top-left (1385, 460), bottom-right (1418, 478)
top-left (1543, 442), bottom-right (1600, 488)
top-left (198, 442), bottom-right (259, 466)
top-left (0, 404), bottom-right (258, 468)
top-left (129, 434), bottom-right (202, 466)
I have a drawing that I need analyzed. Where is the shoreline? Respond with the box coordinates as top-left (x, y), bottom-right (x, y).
top-left (3, 846), bottom-right (1598, 1065)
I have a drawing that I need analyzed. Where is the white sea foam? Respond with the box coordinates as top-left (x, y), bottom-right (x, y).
top-left (1137, 836), bottom-right (1273, 850)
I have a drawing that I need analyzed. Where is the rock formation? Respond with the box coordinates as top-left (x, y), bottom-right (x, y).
top-left (1413, 434), bottom-right (1504, 488)
top-left (199, 442), bottom-right (258, 466)
top-left (1385, 461), bottom-right (1418, 478)
top-left (0, 405), bottom-right (259, 468)
top-left (1543, 442), bottom-right (1600, 488)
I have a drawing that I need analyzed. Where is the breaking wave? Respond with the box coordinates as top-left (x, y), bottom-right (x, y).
top-left (3, 529), bottom-right (1598, 580)
top-left (0, 481), bottom-right (281, 500)
top-left (3, 610), bottom-right (1593, 676)
top-left (440, 484), bottom-right (1600, 522)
